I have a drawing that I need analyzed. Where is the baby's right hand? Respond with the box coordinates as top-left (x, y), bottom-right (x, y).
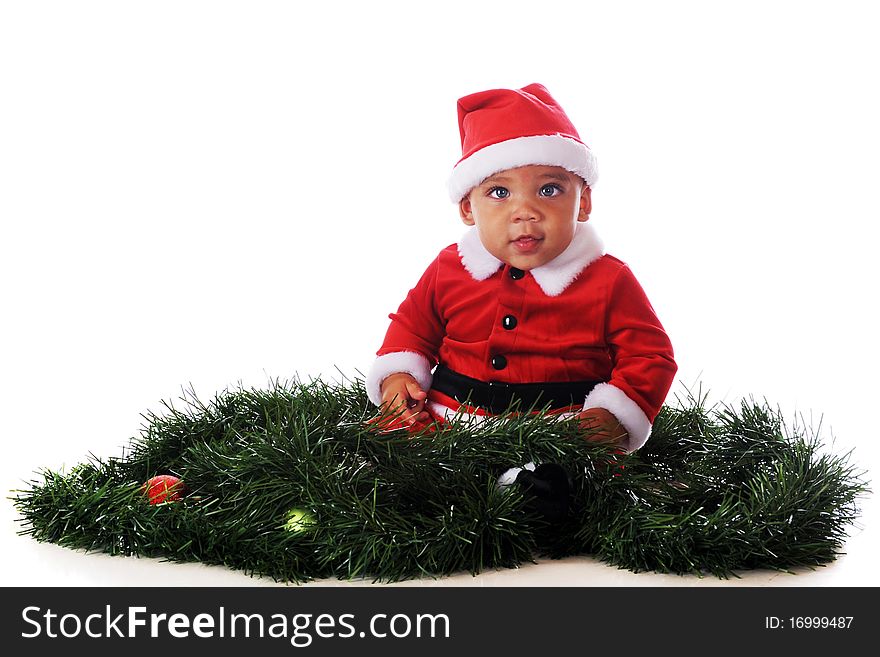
top-left (379, 373), bottom-right (430, 427)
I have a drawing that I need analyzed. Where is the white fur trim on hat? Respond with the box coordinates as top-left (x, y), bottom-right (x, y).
top-left (583, 383), bottom-right (652, 452)
top-left (447, 134), bottom-right (598, 202)
top-left (366, 351), bottom-right (434, 406)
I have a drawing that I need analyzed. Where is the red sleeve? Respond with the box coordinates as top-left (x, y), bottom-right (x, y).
top-left (604, 265), bottom-right (677, 421)
top-left (376, 255), bottom-right (445, 366)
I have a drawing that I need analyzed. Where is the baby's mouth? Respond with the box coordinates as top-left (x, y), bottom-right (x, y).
top-left (512, 235), bottom-right (543, 252)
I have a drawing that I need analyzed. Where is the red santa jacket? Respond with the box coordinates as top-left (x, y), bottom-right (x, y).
top-left (366, 222), bottom-right (677, 451)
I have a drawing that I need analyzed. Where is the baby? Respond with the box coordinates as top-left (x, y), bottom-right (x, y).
top-left (366, 83), bottom-right (676, 453)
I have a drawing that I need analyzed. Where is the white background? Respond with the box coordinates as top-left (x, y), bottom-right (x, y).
top-left (1, 0), bottom-right (878, 586)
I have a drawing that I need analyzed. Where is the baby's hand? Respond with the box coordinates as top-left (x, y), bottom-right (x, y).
top-left (576, 407), bottom-right (629, 446)
top-left (378, 373), bottom-right (430, 427)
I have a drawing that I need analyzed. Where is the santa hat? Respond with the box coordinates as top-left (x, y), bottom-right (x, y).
top-left (446, 83), bottom-right (598, 202)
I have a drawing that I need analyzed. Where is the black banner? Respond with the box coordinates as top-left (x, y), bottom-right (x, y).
top-left (1, 586), bottom-right (872, 655)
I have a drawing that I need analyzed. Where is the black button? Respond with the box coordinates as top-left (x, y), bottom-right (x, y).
top-left (509, 267), bottom-right (525, 280)
top-left (502, 315), bottom-right (517, 330)
top-left (491, 355), bottom-right (508, 370)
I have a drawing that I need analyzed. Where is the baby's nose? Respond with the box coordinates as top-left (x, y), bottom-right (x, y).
top-left (510, 199), bottom-right (539, 222)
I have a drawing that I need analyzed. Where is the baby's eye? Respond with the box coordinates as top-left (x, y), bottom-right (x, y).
top-left (488, 186), bottom-right (510, 199)
top-left (539, 184), bottom-right (562, 197)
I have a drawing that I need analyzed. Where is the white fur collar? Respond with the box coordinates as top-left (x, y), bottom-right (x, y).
top-left (456, 222), bottom-right (605, 296)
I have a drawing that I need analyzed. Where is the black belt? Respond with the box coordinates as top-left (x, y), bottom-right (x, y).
top-left (431, 364), bottom-right (599, 414)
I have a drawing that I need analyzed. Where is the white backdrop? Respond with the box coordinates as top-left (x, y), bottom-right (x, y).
top-left (2, 0), bottom-right (878, 586)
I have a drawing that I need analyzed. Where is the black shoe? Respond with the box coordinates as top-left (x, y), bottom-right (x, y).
top-left (515, 463), bottom-right (571, 523)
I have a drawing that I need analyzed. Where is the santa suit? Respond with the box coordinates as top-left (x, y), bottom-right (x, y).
top-left (366, 222), bottom-right (677, 452)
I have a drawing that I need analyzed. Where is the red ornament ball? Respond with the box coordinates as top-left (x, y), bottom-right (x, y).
top-left (141, 475), bottom-right (185, 504)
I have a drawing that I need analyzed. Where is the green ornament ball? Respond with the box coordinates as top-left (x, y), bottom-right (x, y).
top-left (283, 507), bottom-right (316, 533)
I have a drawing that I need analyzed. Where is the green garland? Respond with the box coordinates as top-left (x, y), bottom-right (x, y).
top-left (12, 377), bottom-right (869, 582)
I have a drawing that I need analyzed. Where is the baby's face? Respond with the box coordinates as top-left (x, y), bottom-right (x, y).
top-left (459, 165), bottom-right (591, 270)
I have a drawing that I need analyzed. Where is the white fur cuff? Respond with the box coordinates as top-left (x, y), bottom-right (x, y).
top-left (496, 462), bottom-right (536, 490)
top-left (366, 351), bottom-right (434, 406)
top-left (583, 383), bottom-right (652, 452)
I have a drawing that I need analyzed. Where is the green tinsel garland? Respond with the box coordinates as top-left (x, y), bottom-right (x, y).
top-left (12, 377), bottom-right (869, 582)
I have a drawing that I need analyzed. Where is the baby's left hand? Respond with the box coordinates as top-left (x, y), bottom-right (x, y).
top-left (576, 408), bottom-right (629, 446)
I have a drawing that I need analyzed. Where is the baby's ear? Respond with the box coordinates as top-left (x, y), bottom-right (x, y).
top-left (459, 196), bottom-right (476, 226)
top-left (577, 185), bottom-right (592, 222)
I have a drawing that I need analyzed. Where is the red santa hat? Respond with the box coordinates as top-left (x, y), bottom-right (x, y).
top-left (447, 83), bottom-right (598, 202)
